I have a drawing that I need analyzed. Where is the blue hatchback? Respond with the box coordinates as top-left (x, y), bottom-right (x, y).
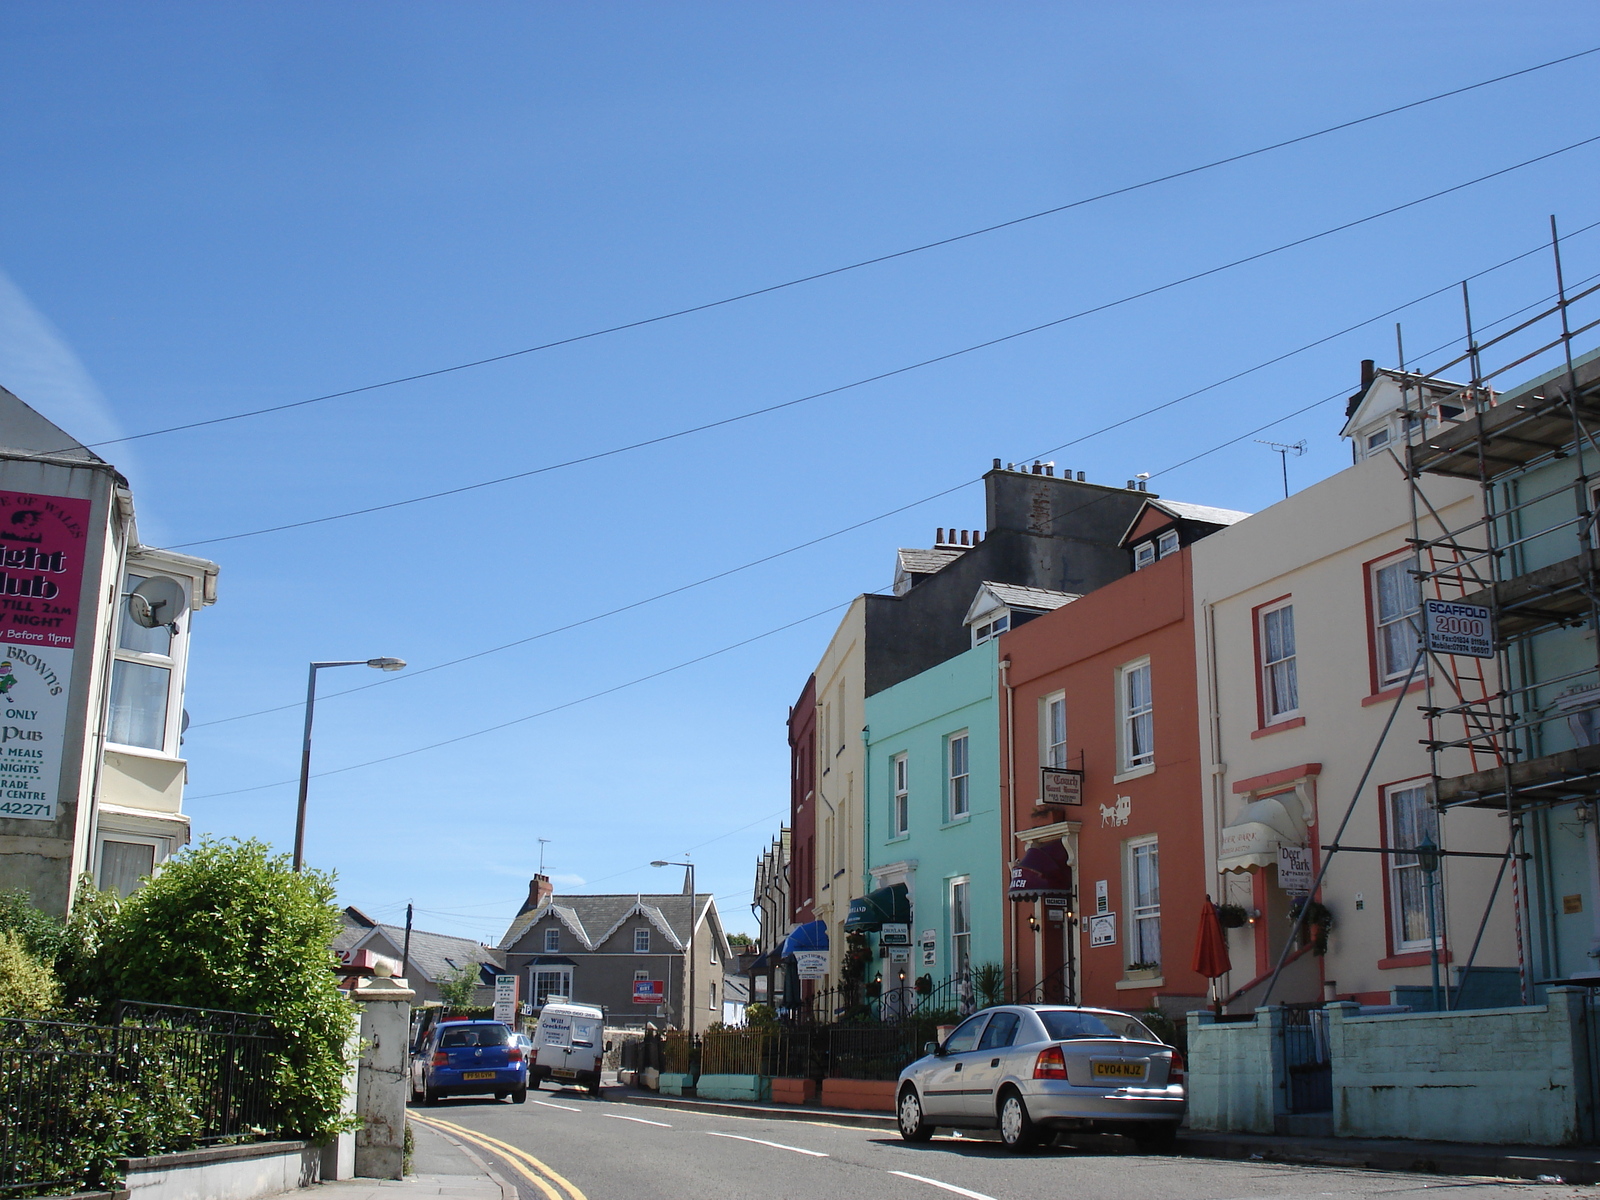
top-left (412, 1020), bottom-right (528, 1104)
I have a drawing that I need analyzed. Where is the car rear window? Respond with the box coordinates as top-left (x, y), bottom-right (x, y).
top-left (1039, 1010), bottom-right (1156, 1042)
top-left (439, 1024), bottom-right (511, 1048)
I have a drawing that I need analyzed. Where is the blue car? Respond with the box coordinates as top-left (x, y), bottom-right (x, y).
top-left (411, 1019), bottom-right (528, 1104)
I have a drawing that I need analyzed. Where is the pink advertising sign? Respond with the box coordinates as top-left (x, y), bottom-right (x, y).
top-left (0, 490), bottom-right (91, 650)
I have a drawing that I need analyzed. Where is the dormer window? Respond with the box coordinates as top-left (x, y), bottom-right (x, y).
top-left (1157, 530), bottom-right (1180, 558)
top-left (1134, 542), bottom-right (1156, 570)
top-left (972, 613), bottom-right (1010, 645)
top-left (1366, 427), bottom-right (1391, 451)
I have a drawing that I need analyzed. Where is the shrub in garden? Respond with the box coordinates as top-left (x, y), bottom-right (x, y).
top-left (0, 929), bottom-right (59, 1017)
top-left (102, 838), bottom-right (355, 1141)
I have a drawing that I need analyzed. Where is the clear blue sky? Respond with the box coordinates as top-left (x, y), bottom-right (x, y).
top-left (2, 3), bottom-right (1597, 943)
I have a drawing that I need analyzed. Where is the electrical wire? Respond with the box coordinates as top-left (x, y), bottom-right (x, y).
top-left (188, 222), bottom-right (1600, 731)
top-left (166, 133), bottom-right (1600, 551)
top-left (74, 45), bottom-right (1600, 458)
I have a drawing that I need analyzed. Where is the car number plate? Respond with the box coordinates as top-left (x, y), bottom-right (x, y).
top-left (461, 1071), bottom-right (496, 1080)
top-left (1092, 1060), bottom-right (1146, 1080)
top-left (553, 1068), bottom-right (578, 1078)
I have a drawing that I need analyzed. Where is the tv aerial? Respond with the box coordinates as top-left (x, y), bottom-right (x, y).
top-left (126, 576), bottom-right (185, 635)
top-left (1255, 439), bottom-right (1307, 499)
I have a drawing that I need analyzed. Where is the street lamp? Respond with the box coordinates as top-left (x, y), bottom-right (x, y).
top-left (652, 859), bottom-right (698, 1037)
top-left (293, 658), bottom-right (406, 871)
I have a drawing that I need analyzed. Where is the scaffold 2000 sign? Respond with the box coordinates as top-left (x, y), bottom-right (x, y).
top-left (1423, 599), bottom-right (1494, 659)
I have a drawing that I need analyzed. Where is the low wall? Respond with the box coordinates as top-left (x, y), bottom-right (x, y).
top-left (821, 1079), bottom-right (896, 1112)
top-left (1328, 989), bottom-right (1594, 1145)
top-left (658, 1072), bottom-right (694, 1096)
top-left (121, 1141), bottom-right (319, 1200)
top-left (1184, 1009), bottom-right (1283, 1134)
top-left (697, 1074), bottom-right (770, 1102)
top-left (771, 1077), bottom-right (818, 1106)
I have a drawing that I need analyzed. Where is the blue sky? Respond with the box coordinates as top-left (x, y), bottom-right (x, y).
top-left (2, 3), bottom-right (1597, 943)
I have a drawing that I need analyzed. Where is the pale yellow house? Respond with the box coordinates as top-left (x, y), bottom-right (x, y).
top-left (1192, 371), bottom-right (1518, 1009)
top-left (810, 597), bottom-right (867, 984)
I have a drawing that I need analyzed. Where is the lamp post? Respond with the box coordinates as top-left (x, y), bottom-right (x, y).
top-left (293, 658), bottom-right (406, 872)
top-left (652, 859), bottom-right (697, 1037)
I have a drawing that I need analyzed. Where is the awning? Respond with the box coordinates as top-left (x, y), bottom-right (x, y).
top-left (527, 955), bottom-right (578, 967)
top-left (843, 883), bottom-right (911, 931)
top-left (747, 948), bottom-right (773, 972)
top-left (1009, 840), bottom-right (1073, 901)
top-left (1219, 794), bottom-right (1307, 872)
top-left (781, 919), bottom-right (829, 957)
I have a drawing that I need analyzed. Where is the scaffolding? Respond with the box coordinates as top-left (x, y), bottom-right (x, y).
top-left (1401, 218), bottom-right (1600, 1002)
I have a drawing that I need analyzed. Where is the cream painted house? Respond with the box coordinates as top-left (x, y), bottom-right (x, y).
top-left (1192, 377), bottom-right (1518, 1008)
top-left (810, 597), bottom-right (867, 984)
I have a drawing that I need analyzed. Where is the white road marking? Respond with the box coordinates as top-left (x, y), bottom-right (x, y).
top-left (704, 1131), bottom-right (829, 1157)
top-left (604, 1113), bottom-right (672, 1127)
top-left (531, 1099), bottom-right (582, 1112)
top-left (888, 1171), bottom-right (998, 1200)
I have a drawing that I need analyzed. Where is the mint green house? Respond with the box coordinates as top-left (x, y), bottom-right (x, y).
top-left (860, 639), bottom-right (1002, 1011)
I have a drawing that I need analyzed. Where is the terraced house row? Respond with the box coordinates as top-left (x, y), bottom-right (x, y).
top-left (749, 342), bottom-right (1600, 1040)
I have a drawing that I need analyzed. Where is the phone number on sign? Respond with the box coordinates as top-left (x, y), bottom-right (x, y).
top-left (0, 801), bottom-right (53, 818)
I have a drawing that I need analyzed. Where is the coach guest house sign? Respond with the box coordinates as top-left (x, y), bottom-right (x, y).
top-left (0, 491), bottom-right (89, 822)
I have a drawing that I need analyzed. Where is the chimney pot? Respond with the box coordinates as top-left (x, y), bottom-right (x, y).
top-left (992, 458), bottom-right (1002, 469)
top-left (973, 530), bottom-right (982, 544)
top-left (937, 527), bottom-right (944, 544)
top-left (1361, 358), bottom-right (1376, 390)
top-left (1032, 461), bottom-right (1043, 474)
top-left (960, 530), bottom-right (970, 545)
top-left (1077, 471), bottom-right (1085, 481)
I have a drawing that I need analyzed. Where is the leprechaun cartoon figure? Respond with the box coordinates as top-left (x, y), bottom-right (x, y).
top-left (0, 662), bottom-right (16, 698)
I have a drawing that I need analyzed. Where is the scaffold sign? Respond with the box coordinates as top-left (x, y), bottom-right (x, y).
top-left (1424, 599), bottom-right (1493, 659)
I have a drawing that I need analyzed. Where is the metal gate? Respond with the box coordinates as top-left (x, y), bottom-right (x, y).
top-left (1280, 1004), bottom-right (1332, 1114)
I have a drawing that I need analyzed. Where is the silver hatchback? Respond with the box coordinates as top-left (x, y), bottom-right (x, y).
top-left (895, 1005), bottom-right (1185, 1151)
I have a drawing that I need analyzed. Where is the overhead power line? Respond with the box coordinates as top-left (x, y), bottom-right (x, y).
top-left (187, 272), bottom-right (1597, 800)
top-left (168, 134), bottom-right (1600, 552)
top-left (188, 222), bottom-right (1600, 731)
top-left (75, 44), bottom-right (1600, 458)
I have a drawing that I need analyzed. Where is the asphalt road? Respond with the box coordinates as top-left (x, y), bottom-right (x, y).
top-left (405, 1083), bottom-right (1594, 1200)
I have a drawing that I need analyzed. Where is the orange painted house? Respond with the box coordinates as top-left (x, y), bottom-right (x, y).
top-left (998, 498), bottom-right (1246, 1015)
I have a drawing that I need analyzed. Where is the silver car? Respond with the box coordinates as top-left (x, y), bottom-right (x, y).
top-left (895, 1005), bottom-right (1185, 1152)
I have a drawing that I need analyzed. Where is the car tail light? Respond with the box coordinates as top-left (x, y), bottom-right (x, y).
top-left (1168, 1051), bottom-right (1185, 1085)
top-left (431, 1052), bottom-right (449, 1066)
top-left (1033, 1045), bottom-right (1068, 1080)
top-left (508, 1048), bottom-right (524, 1063)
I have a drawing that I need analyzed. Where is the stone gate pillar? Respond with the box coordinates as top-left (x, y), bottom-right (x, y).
top-left (353, 968), bottom-right (414, 1179)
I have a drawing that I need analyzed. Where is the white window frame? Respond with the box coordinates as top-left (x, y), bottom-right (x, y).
top-left (1372, 555), bottom-right (1423, 687)
top-left (530, 966), bottom-right (573, 1007)
top-left (947, 731), bottom-right (970, 820)
top-left (972, 612), bottom-right (1010, 646)
top-left (634, 927), bottom-right (651, 953)
top-left (1126, 836), bottom-right (1161, 968)
top-left (949, 876), bottom-right (972, 981)
top-left (1157, 529), bottom-right (1180, 558)
top-left (107, 571), bottom-right (191, 757)
top-left (634, 969), bottom-right (650, 982)
top-left (1042, 691), bottom-right (1067, 769)
top-left (891, 753), bottom-right (909, 837)
top-left (1133, 541), bottom-right (1156, 570)
top-left (95, 833), bottom-right (166, 897)
top-left (1117, 658), bottom-right (1154, 774)
top-left (1386, 783), bottom-right (1442, 953)
top-left (1259, 601), bottom-right (1299, 722)
top-left (544, 927), bottom-right (560, 953)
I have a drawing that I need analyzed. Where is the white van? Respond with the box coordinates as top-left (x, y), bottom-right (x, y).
top-left (531, 1000), bottom-right (608, 1095)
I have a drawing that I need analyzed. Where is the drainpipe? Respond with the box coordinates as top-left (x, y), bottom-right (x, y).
top-left (1202, 598), bottom-right (1229, 1002)
top-left (1000, 655), bottom-right (1016, 996)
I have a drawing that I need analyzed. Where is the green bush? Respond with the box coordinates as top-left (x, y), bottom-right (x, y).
top-left (0, 929), bottom-right (59, 1017)
top-left (437, 964), bottom-right (480, 1010)
top-left (0, 889), bottom-right (68, 961)
top-left (101, 838), bottom-right (356, 1141)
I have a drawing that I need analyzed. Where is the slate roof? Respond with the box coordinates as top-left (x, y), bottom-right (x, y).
top-left (1143, 499), bottom-right (1252, 527)
top-left (352, 923), bottom-right (504, 985)
top-left (975, 581), bottom-right (1082, 613)
top-left (500, 892), bottom-right (729, 960)
top-left (896, 547), bottom-right (966, 577)
top-left (0, 384), bottom-right (103, 463)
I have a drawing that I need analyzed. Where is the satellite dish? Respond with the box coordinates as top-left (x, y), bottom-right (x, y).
top-left (128, 576), bottom-right (185, 630)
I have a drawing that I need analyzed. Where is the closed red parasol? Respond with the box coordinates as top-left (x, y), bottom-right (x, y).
top-left (1192, 896), bottom-right (1231, 980)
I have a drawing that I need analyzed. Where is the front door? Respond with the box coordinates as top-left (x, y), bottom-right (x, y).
top-left (920, 1012), bottom-right (990, 1120)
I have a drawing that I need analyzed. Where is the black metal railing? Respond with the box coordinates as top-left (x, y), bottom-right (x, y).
top-left (0, 1003), bottom-right (282, 1197)
top-left (1280, 1003), bottom-right (1332, 1114)
top-left (1016, 964), bottom-right (1075, 1006)
top-left (826, 1025), bottom-right (924, 1080)
top-left (783, 981), bottom-right (866, 1025)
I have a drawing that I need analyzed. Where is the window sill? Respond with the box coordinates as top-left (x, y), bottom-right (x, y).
top-left (886, 834), bottom-right (910, 844)
top-left (1113, 764), bottom-right (1155, 784)
top-left (1251, 717), bottom-right (1305, 739)
top-left (1378, 950), bottom-right (1452, 970)
top-left (941, 815), bottom-right (971, 829)
top-left (1115, 976), bottom-right (1163, 990)
top-left (1362, 678), bottom-right (1428, 707)
top-left (104, 743), bottom-right (184, 763)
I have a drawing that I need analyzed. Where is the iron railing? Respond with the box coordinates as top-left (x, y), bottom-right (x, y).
top-left (1280, 1003), bottom-right (1332, 1114)
top-left (825, 1025), bottom-right (924, 1080)
top-left (0, 1003), bottom-right (281, 1197)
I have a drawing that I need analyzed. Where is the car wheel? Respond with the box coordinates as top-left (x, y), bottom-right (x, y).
top-left (588, 1081), bottom-right (601, 1097)
top-left (897, 1087), bottom-right (934, 1142)
top-left (512, 1086), bottom-right (528, 1104)
top-left (998, 1090), bottom-right (1041, 1152)
top-left (1131, 1122), bottom-right (1179, 1153)
top-left (424, 1087), bottom-right (440, 1106)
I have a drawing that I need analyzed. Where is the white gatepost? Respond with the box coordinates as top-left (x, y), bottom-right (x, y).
top-left (320, 1010), bottom-right (360, 1179)
top-left (353, 968), bottom-right (415, 1179)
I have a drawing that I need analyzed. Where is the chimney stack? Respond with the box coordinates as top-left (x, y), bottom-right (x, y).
top-left (521, 874), bottom-right (554, 915)
top-left (1361, 359), bottom-right (1376, 391)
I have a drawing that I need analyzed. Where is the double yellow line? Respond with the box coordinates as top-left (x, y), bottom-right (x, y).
top-left (410, 1112), bottom-right (589, 1200)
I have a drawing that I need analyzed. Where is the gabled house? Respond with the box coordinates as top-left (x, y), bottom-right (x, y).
top-left (334, 905), bottom-right (503, 1006)
top-left (498, 874), bottom-right (731, 1029)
